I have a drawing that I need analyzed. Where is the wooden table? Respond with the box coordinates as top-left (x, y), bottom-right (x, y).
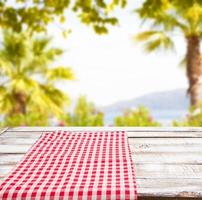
top-left (0, 127), bottom-right (202, 199)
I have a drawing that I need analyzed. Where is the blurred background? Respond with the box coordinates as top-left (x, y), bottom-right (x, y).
top-left (0, 0), bottom-right (202, 127)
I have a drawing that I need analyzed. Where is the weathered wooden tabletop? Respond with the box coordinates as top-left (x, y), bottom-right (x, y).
top-left (0, 127), bottom-right (202, 200)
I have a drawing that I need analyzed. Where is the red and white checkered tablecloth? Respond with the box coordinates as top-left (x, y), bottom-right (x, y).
top-left (0, 131), bottom-right (137, 200)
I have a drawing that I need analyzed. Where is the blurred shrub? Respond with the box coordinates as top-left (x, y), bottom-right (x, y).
top-left (63, 96), bottom-right (104, 126)
top-left (173, 104), bottom-right (202, 126)
top-left (114, 106), bottom-right (161, 126)
top-left (1, 113), bottom-right (49, 127)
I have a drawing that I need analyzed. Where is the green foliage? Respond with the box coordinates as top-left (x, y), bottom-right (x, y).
top-left (135, 0), bottom-right (202, 53)
top-left (64, 96), bottom-right (104, 126)
top-left (173, 103), bottom-right (202, 127)
top-left (0, 0), bottom-right (70, 33)
top-left (0, 30), bottom-right (74, 126)
top-left (114, 106), bottom-right (161, 126)
top-left (0, 0), bottom-right (126, 34)
top-left (137, 0), bottom-right (202, 31)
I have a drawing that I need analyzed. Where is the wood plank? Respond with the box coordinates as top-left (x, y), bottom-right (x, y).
top-left (129, 138), bottom-right (202, 145)
top-left (1, 137), bottom-right (202, 151)
top-left (137, 179), bottom-right (202, 198)
top-left (135, 164), bottom-right (202, 179)
top-left (0, 131), bottom-right (43, 138)
top-left (1, 142), bottom-right (202, 153)
top-left (1, 163), bottom-right (202, 179)
top-left (0, 165), bottom-right (13, 179)
top-left (130, 144), bottom-right (202, 153)
top-left (0, 145), bottom-right (31, 153)
top-left (127, 131), bottom-right (202, 138)
top-left (4, 128), bottom-right (202, 137)
top-left (1, 152), bottom-right (202, 166)
top-left (3, 130), bottom-right (202, 138)
top-left (1, 137), bottom-right (202, 146)
top-left (0, 138), bottom-right (38, 145)
top-left (1, 135), bottom-right (202, 149)
top-left (129, 138), bottom-right (202, 153)
top-left (0, 154), bottom-right (24, 165)
top-left (133, 152), bottom-right (202, 164)
top-left (138, 178), bottom-right (202, 189)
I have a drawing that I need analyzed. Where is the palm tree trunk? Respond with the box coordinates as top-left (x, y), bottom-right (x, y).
top-left (186, 35), bottom-right (202, 106)
top-left (12, 92), bottom-right (27, 115)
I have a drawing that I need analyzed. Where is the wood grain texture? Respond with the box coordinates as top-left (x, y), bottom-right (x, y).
top-left (4, 128), bottom-right (202, 137)
top-left (0, 127), bottom-right (202, 199)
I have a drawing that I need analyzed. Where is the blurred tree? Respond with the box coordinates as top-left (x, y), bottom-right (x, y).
top-left (135, 0), bottom-right (202, 106)
top-left (114, 106), bottom-right (161, 126)
top-left (173, 103), bottom-right (202, 126)
top-left (0, 0), bottom-right (126, 34)
top-left (0, 30), bottom-right (74, 126)
top-left (63, 96), bottom-right (104, 126)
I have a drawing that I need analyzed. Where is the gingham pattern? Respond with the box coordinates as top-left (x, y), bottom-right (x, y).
top-left (0, 131), bottom-right (137, 200)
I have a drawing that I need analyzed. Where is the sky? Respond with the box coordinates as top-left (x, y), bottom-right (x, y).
top-left (48, 2), bottom-right (188, 107)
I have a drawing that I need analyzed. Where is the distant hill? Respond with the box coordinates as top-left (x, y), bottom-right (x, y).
top-left (101, 89), bottom-right (189, 112)
top-left (100, 89), bottom-right (190, 125)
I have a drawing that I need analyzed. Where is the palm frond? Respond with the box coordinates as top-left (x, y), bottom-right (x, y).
top-left (32, 37), bottom-right (51, 54)
top-left (135, 30), bottom-right (174, 52)
top-left (134, 30), bottom-right (160, 41)
top-left (32, 37), bottom-right (63, 60)
top-left (11, 75), bottom-right (38, 93)
top-left (2, 30), bottom-right (29, 65)
top-left (23, 40), bottom-right (63, 74)
top-left (152, 13), bottom-right (188, 32)
top-left (40, 84), bottom-right (70, 107)
top-left (144, 38), bottom-right (162, 52)
top-left (29, 87), bottom-right (65, 117)
top-left (47, 67), bottom-right (75, 81)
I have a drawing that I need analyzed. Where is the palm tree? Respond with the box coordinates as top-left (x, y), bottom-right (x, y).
top-left (0, 30), bottom-right (74, 125)
top-left (135, 0), bottom-right (202, 106)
